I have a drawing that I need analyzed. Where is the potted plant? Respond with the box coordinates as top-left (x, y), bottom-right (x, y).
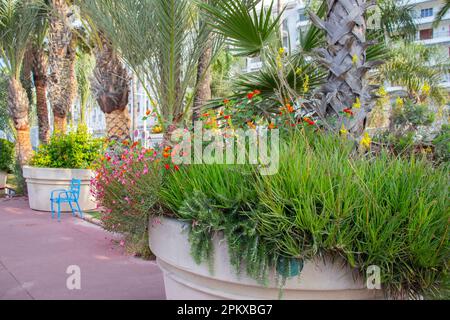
top-left (23, 125), bottom-right (105, 212)
top-left (0, 138), bottom-right (14, 189)
top-left (146, 129), bottom-right (449, 300)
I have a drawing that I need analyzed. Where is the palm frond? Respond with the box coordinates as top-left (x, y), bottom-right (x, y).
top-left (198, 0), bottom-right (281, 57)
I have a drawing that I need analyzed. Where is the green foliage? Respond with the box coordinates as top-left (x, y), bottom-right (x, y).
top-left (30, 125), bottom-right (105, 169)
top-left (161, 129), bottom-right (449, 298)
top-left (434, 125), bottom-right (450, 163)
top-left (0, 138), bottom-right (14, 172)
top-left (393, 100), bottom-right (435, 128)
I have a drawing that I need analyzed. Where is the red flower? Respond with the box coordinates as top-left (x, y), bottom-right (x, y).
top-left (223, 99), bottom-right (230, 105)
top-left (174, 165), bottom-right (180, 171)
top-left (165, 164), bottom-right (170, 170)
top-left (224, 115), bottom-right (231, 120)
top-left (247, 92), bottom-right (255, 100)
top-left (303, 117), bottom-right (315, 126)
top-left (202, 112), bottom-right (210, 118)
top-left (343, 108), bottom-right (354, 116)
top-left (253, 89), bottom-right (261, 95)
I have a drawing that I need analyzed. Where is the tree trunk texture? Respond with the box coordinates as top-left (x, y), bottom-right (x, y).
top-left (8, 78), bottom-right (33, 165)
top-left (192, 42), bottom-right (212, 123)
top-left (310, 0), bottom-right (381, 137)
top-left (48, 0), bottom-right (78, 133)
top-left (132, 74), bottom-right (139, 140)
top-left (92, 35), bottom-right (131, 142)
top-left (32, 46), bottom-right (50, 144)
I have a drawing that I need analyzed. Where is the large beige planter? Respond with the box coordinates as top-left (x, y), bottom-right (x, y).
top-left (150, 217), bottom-right (384, 300)
top-left (23, 166), bottom-right (96, 212)
top-left (0, 171), bottom-right (7, 189)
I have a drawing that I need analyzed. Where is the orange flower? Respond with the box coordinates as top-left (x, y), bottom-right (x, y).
top-left (164, 146), bottom-right (172, 152)
top-left (202, 112), bottom-right (210, 118)
top-left (163, 152), bottom-right (170, 159)
top-left (223, 99), bottom-right (230, 105)
top-left (268, 123), bottom-right (277, 130)
top-left (122, 140), bottom-right (130, 146)
top-left (253, 89), bottom-right (261, 95)
top-left (146, 109), bottom-right (151, 116)
top-left (247, 121), bottom-right (256, 129)
top-left (286, 104), bottom-right (294, 113)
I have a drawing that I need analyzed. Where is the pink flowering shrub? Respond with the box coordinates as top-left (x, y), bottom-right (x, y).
top-left (91, 142), bottom-right (166, 259)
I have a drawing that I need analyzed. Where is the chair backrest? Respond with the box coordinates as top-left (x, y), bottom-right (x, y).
top-left (70, 179), bottom-right (82, 200)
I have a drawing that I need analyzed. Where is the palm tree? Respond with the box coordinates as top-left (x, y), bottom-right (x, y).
top-left (48, 0), bottom-right (77, 133)
top-left (0, 0), bottom-right (41, 164)
top-left (379, 42), bottom-right (449, 105)
top-left (91, 35), bottom-right (131, 142)
top-left (79, 0), bottom-right (220, 139)
top-left (75, 50), bottom-right (95, 125)
top-left (310, 0), bottom-right (382, 136)
top-left (30, 1), bottom-right (51, 144)
top-left (434, 0), bottom-right (450, 26)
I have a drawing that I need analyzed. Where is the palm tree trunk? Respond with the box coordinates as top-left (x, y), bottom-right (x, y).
top-left (310, 0), bottom-right (381, 137)
top-left (192, 43), bottom-right (212, 122)
top-left (32, 46), bottom-right (50, 144)
top-left (48, 0), bottom-right (78, 134)
top-left (92, 35), bottom-right (131, 142)
top-left (8, 78), bottom-right (33, 165)
top-left (132, 74), bottom-right (139, 140)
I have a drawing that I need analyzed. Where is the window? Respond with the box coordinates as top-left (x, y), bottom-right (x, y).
top-left (282, 19), bottom-right (288, 31)
top-left (419, 29), bottom-right (433, 40)
top-left (298, 9), bottom-right (308, 22)
top-left (420, 8), bottom-right (433, 18)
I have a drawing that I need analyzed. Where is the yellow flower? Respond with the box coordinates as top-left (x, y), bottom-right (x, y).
top-left (360, 132), bottom-right (372, 150)
top-left (395, 97), bottom-right (404, 108)
top-left (278, 47), bottom-right (285, 55)
top-left (422, 82), bottom-right (431, 96)
top-left (303, 74), bottom-right (310, 93)
top-left (378, 86), bottom-right (387, 97)
top-left (295, 67), bottom-right (303, 75)
top-left (352, 54), bottom-right (359, 65)
top-left (353, 97), bottom-right (361, 109)
top-left (340, 124), bottom-right (348, 136)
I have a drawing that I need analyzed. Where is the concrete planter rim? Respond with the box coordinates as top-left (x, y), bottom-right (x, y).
top-left (150, 216), bottom-right (384, 300)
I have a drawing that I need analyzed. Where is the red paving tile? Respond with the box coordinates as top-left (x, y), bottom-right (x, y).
top-left (0, 197), bottom-right (166, 300)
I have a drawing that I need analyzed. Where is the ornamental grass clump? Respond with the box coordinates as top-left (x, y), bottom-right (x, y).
top-left (160, 128), bottom-right (449, 298)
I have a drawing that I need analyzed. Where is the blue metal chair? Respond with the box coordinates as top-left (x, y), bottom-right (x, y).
top-left (50, 179), bottom-right (83, 222)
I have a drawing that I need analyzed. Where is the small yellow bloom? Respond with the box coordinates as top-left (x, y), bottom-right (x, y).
top-left (422, 82), bottom-right (431, 96)
top-left (353, 97), bottom-right (361, 109)
top-left (360, 132), bottom-right (372, 150)
top-left (378, 86), bottom-right (387, 97)
top-left (303, 74), bottom-right (310, 93)
top-left (352, 54), bottom-right (359, 65)
top-left (295, 67), bottom-right (303, 75)
top-left (395, 97), bottom-right (404, 108)
top-left (278, 47), bottom-right (285, 55)
top-left (340, 124), bottom-right (348, 136)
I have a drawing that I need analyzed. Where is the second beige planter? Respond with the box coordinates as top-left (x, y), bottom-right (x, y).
top-left (23, 166), bottom-right (96, 212)
top-left (0, 171), bottom-right (7, 189)
top-left (150, 217), bottom-right (384, 300)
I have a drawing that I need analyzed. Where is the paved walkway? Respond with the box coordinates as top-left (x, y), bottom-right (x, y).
top-left (0, 197), bottom-right (166, 300)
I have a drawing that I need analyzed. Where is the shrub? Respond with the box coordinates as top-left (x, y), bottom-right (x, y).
top-left (30, 125), bottom-right (105, 169)
top-left (433, 124), bottom-right (450, 163)
top-left (161, 128), bottom-right (449, 298)
top-left (91, 142), bottom-right (167, 259)
top-left (0, 138), bottom-right (14, 173)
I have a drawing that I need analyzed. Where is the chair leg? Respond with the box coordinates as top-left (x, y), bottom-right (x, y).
top-left (57, 201), bottom-right (61, 222)
top-left (69, 201), bottom-right (75, 217)
top-left (75, 200), bottom-right (83, 219)
top-left (51, 200), bottom-right (55, 219)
